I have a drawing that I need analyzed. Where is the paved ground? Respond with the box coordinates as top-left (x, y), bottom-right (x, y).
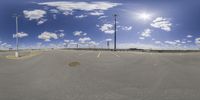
top-left (1, 50), bottom-right (200, 100)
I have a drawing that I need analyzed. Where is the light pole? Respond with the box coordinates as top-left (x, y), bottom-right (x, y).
top-left (107, 41), bottom-right (110, 49)
top-left (76, 43), bottom-right (79, 48)
top-left (114, 14), bottom-right (117, 51)
top-left (15, 16), bottom-right (19, 57)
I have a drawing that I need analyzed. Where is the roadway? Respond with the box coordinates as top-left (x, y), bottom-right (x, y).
top-left (0, 50), bottom-right (200, 100)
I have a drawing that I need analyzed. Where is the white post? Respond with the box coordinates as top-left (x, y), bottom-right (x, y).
top-left (15, 16), bottom-right (19, 57)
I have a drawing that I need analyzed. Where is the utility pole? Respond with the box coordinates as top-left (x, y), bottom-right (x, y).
top-left (114, 14), bottom-right (117, 51)
top-left (76, 43), bottom-right (79, 48)
top-left (15, 16), bottom-right (19, 57)
top-left (107, 41), bottom-right (110, 49)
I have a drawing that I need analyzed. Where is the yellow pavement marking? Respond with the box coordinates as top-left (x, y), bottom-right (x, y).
top-left (97, 51), bottom-right (101, 58)
top-left (79, 51), bottom-right (91, 56)
top-left (6, 51), bottom-right (42, 60)
top-left (110, 52), bottom-right (120, 57)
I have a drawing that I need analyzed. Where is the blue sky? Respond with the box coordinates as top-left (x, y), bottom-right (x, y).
top-left (0, 0), bottom-right (200, 50)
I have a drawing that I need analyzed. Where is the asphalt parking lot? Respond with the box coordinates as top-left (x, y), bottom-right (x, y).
top-left (1, 50), bottom-right (200, 100)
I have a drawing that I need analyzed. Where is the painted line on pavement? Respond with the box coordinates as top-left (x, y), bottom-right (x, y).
top-left (110, 52), bottom-right (120, 57)
top-left (79, 51), bottom-right (91, 56)
top-left (6, 51), bottom-right (42, 60)
top-left (97, 51), bottom-right (101, 58)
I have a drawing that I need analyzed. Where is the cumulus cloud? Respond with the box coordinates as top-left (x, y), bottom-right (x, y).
top-left (141, 29), bottom-right (152, 37)
top-left (88, 41), bottom-right (99, 45)
top-left (59, 33), bottom-right (65, 38)
top-left (75, 14), bottom-right (88, 18)
top-left (175, 40), bottom-right (181, 43)
top-left (100, 24), bottom-right (114, 34)
top-left (83, 33), bottom-right (87, 36)
top-left (23, 10), bottom-right (46, 20)
top-left (151, 17), bottom-right (172, 31)
top-left (23, 9), bottom-right (47, 25)
top-left (195, 38), bottom-right (200, 44)
top-left (73, 31), bottom-right (82, 36)
top-left (49, 9), bottom-right (59, 14)
top-left (89, 11), bottom-right (104, 16)
top-left (155, 41), bottom-right (161, 44)
top-left (139, 37), bottom-right (145, 40)
top-left (79, 37), bottom-right (91, 43)
top-left (63, 40), bottom-right (76, 47)
top-left (37, 19), bottom-right (47, 25)
top-left (64, 40), bottom-right (70, 43)
top-left (164, 41), bottom-right (177, 45)
top-left (0, 42), bottom-right (11, 49)
top-left (38, 31), bottom-right (58, 42)
top-left (13, 32), bottom-right (28, 38)
top-left (38, 1), bottom-right (121, 16)
top-left (121, 26), bottom-right (132, 31)
top-left (187, 35), bottom-right (193, 38)
top-left (98, 16), bottom-right (108, 19)
top-left (73, 31), bottom-right (87, 36)
top-left (106, 38), bottom-right (112, 41)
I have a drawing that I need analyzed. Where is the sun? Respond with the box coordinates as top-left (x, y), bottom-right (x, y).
top-left (137, 12), bottom-right (152, 21)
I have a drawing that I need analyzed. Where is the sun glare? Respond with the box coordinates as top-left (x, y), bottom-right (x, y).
top-left (137, 12), bottom-right (152, 21)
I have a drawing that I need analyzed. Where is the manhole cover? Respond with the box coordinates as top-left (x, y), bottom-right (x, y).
top-left (68, 62), bottom-right (80, 67)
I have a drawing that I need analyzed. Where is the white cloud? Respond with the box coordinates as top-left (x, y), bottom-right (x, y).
top-left (73, 31), bottom-right (82, 36)
top-left (187, 35), bottom-right (193, 38)
top-left (155, 41), bottom-right (161, 44)
top-left (23, 9), bottom-right (47, 20)
top-left (37, 19), bottom-right (47, 25)
top-left (121, 26), bottom-right (132, 31)
top-left (175, 40), bottom-right (181, 43)
top-left (38, 31), bottom-right (58, 42)
top-left (139, 37), bottom-right (145, 40)
top-left (0, 42), bottom-right (11, 49)
top-left (23, 9), bottom-right (47, 25)
top-left (195, 38), bottom-right (200, 44)
top-left (164, 41), bottom-right (177, 45)
top-left (83, 33), bottom-right (87, 36)
top-left (98, 16), bottom-right (108, 19)
top-left (89, 11), bottom-right (104, 16)
top-left (151, 17), bottom-right (172, 31)
top-left (59, 33), bottom-right (65, 38)
top-left (141, 29), bottom-right (152, 37)
top-left (63, 11), bottom-right (73, 15)
top-left (38, 2), bottom-right (121, 15)
top-left (100, 24), bottom-right (114, 34)
top-left (73, 31), bottom-right (87, 36)
top-left (75, 14), bottom-right (88, 18)
top-left (49, 9), bottom-right (59, 13)
top-left (79, 37), bottom-right (91, 43)
top-left (181, 41), bottom-right (186, 44)
top-left (56, 30), bottom-right (64, 32)
top-left (64, 39), bottom-right (70, 43)
top-left (88, 41), bottom-right (99, 45)
top-left (106, 38), bottom-right (112, 41)
top-left (13, 32), bottom-right (28, 38)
